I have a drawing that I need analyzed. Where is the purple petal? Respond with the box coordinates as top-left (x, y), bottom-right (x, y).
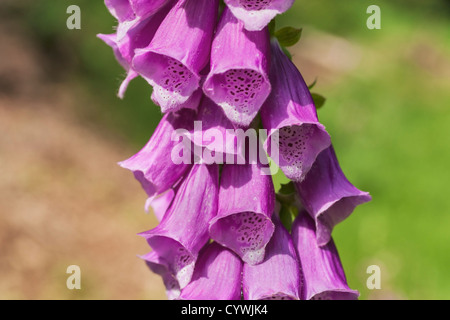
top-left (209, 162), bottom-right (275, 265)
top-left (243, 213), bottom-right (301, 300)
top-left (261, 39), bottom-right (331, 182)
top-left (145, 188), bottom-right (175, 221)
top-left (184, 96), bottom-right (247, 164)
top-left (133, 0), bottom-right (219, 113)
top-left (178, 242), bottom-right (243, 300)
top-left (118, 109), bottom-right (196, 198)
top-left (104, 0), bottom-right (134, 22)
top-left (203, 7), bottom-right (271, 128)
top-left (224, 0), bottom-right (295, 31)
top-left (150, 86), bottom-right (203, 113)
top-left (130, 0), bottom-right (173, 19)
top-left (140, 251), bottom-right (181, 300)
top-left (98, 32), bottom-right (136, 98)
top-left (294, 146), bottom-right (372, 246)
top-left (139, 164), bottom-right (219, 288)
top-left (98, 4), bottom-right (171, 98)
top-left (291, 210), bottom-right (360, 300)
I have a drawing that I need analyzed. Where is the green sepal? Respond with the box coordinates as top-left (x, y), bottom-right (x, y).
top-left (311, 93), bottom-right (326, 109)
top-left (274, 27), bottom-right (303, 47)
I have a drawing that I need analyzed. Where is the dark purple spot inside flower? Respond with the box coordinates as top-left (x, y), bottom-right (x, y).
top-left (239, 0), bottom-right (271, 10)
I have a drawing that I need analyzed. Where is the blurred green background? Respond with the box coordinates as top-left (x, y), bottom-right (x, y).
top-left (1, 0), bottom-right (449, 299)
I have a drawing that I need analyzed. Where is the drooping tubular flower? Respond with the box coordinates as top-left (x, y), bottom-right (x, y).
top-left (243, 210), bottom-right (301, 300)
top-left (209, 160), bottom-right (275, 265)
top-left (260, 39), bottom-right (331, 182)
top-left (178, 242), bottom-right (243, 300)
top-left (294, 146), bottom-right (372, 246)
top-left (203, 6), bottom-right (271, 128)
top-left (118, 108), bottom-right (196, 207)
top-left (291, 210), bottom-right (360, 300)
top-left (139, 164), bottom-right (219, 289)
top-left (133, 0), bottom-right (219, 113)
top-left (224, 0), bottom-right (296, 31)
top-left (98, 2), bottom-right (173, 98)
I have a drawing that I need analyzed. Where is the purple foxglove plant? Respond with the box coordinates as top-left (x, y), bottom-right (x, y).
top-left (132, 0), bottom-right (219, 113)
top-left (291, 210), bottom-right (360, 300)
top-left (294, 146), bottom-right (372, 246)
top-left (224, 0), bottom-right (296, 31)
top-left (203, 7), bottom-right (271, 128)
top-left (209, 161), bottom-right (275, 265)
top-left (243, 210), bottom-right (301, 300)
top-left (178, 242), bottom-right (243, 300)
top-left (98, 3), bottom-right (172, 98)
top-left (118, 108), bottom-right (196, 205)
top-left (260, 39), bottom-right (331, 182)
top-left (139, 164), bottom-right (219, 289)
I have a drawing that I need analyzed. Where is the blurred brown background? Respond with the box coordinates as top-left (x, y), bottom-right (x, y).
top-left (0, 0), bottom-right (166, 299)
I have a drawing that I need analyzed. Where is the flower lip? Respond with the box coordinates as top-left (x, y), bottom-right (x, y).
top-left (133, 51), bottom-right (200, 112)
top-left (294, 146), bottom-right (372, 246)
top-left (224, 0), bottom-right (295, 31)
top-left (140, 250), bottom-right (181, 300)
top-left (265, 123), bottom-right (331, 182)
top-left (203, 67), bottom-right (271, 128)
top-left (140, 234), bottom-right (196, 289)
top-left (315, 193), bottom-right (372, 246)
top-left (209, 211), bottom-right (275, 265)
